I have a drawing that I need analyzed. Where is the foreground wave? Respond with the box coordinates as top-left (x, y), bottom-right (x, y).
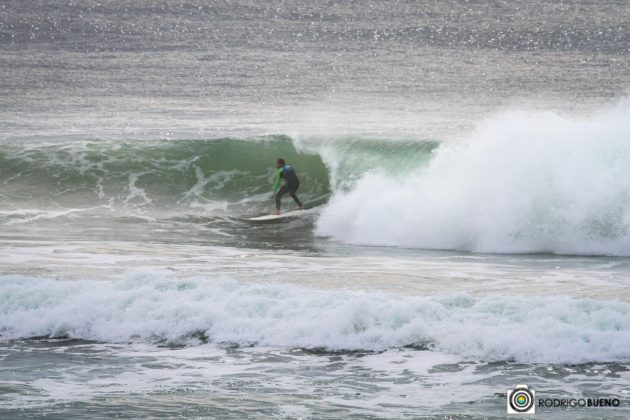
top-left (2, 273), bottom-right (630, 364)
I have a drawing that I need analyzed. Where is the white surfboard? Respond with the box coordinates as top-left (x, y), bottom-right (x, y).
top-left (244, 209), bottom-right (305, 222)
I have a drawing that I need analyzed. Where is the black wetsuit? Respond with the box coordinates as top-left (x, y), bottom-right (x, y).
top-left (274, 165), bottom-right (302, 210)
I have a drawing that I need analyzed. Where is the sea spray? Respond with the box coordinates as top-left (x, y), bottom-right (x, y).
top-left (317, 102), bottom-right (630, 255)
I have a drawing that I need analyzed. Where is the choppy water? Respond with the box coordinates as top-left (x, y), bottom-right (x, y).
top-left (1, 0), bottom-right (629, 418)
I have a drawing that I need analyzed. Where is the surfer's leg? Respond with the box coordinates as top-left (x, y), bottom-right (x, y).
top-left (289, 182), bottom-right (302, 208)
top-left (289, 191), bottom-right (302, 207)
top-left (275, 184), bottom-right (289, 212)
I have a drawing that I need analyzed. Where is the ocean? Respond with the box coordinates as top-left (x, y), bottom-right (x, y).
top-left (1, 0), bottom-right (629, 418)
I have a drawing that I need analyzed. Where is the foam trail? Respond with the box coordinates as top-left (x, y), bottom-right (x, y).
top-left (317, 101), bottom-right (630, 255)
top-left (1, 273), bottom-right (630, 364)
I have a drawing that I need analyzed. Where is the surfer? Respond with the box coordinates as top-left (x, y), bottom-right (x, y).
top-left (272, 158), bottom-right (303, 215)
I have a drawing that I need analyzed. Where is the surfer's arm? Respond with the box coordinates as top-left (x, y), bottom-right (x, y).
top-left (272, 168), bottom-right (283, 192)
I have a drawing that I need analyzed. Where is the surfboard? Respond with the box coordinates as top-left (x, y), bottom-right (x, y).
top-left (243, 209), bottom-right (305, 222)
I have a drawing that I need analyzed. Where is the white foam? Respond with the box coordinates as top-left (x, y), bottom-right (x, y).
top-left (317, 100), bottom-right (630, 256)
top-left (1, 273), bottom-right (630, 364)
top-left (0, 207), bottom-right (99, 225)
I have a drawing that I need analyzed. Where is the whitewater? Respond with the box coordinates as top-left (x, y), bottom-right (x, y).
top-left (318, 101), bottom-right (630, 255)
top-left (2, 272), bottom-right (630, 364)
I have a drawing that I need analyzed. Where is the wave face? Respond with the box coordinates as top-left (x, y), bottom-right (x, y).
top-left (2, 273), bottom-right (630, 364)
top-left (0, 136), bottom-right (329, 216)
top-left (317, 102), bottom-right (630, 256)
top-left (0, 136), bottom-right (436, 220)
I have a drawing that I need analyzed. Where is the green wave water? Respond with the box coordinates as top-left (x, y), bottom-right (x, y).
top-left (0, 136), bottom-right (438, 216)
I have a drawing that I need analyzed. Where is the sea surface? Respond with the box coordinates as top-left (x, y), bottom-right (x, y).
top-left (1, 0), bottom-right (629, 418)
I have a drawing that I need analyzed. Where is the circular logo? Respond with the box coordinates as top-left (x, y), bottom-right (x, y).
top-left (510, 387), bottom-right (534, 413)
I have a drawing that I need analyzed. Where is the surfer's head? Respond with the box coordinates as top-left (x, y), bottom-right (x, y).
top-left (276, 158), bottom-right (285, 168)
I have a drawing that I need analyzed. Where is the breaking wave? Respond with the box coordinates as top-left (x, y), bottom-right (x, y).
top-left (1, 273), bottom-right (630, 364)
top-left (1, 100), bottom-right (629, 255)
top-left (317, 101), bottom-right (630, 256)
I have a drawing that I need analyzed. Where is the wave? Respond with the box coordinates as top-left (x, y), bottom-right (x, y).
top-left (317, 101), bottom-right (630, 256)
top-left (1, 100), bottom-right (629, 255)
top-left (0, 136), bottom-right (330, 215)
top-left (1, 273), bottom-right (630, 364)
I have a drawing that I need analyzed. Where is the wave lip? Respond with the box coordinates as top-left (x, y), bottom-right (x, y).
top-left (2, 273), bottom-right (630, 364)
top-left (317, 101), bottom-right (630, 256)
